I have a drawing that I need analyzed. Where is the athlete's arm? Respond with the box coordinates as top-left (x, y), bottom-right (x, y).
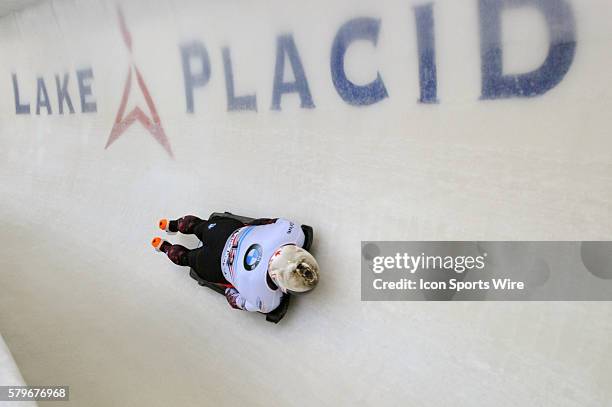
top-left (224, 288), bottom-right (260, 312)
top-left (225, 287), bottom-right (245, 310)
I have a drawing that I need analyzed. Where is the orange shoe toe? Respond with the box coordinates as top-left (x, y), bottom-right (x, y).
top-left (158, 218), bottom-right (169, 231)
top-left (151, 237), bottom-right (163, 250)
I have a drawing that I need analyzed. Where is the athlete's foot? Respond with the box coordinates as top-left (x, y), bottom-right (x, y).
top-left (151, 236), bottom-right (168, 251)
top-left (158, 218), bottom-right (178, 233)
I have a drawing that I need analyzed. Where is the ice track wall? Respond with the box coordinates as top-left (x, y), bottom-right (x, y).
top-left (1, 0), bottom-right (611, 406)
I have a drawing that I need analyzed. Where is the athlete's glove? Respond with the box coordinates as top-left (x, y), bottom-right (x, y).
top-left (225, 287), bottom-right (245, 310)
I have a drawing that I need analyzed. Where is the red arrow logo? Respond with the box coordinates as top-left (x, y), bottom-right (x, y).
top-left (106, 7), bottom-right (173, 157)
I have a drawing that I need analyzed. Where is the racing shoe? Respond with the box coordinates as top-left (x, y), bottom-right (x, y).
top-left (151, 236), bottom-right (169, 252)
top-left (158, 218), bottom-right (178, 234)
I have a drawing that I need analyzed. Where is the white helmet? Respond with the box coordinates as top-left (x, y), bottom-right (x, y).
top-left (268, 245), bottom-right (320, 294)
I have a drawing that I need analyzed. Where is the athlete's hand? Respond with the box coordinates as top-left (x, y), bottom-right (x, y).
top-left (225, 287), bottom-right (245, 310)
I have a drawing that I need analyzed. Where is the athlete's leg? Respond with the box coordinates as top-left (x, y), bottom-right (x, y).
top-left (157, 241), bottom-right (191, 266)
top-left (187, 245), bottom-right (228, 284)
top-left (160, 215), bottom-right (205, 235)
top-left (153, 239), bottom-right (219, 281)
top-left (160, 216), bottom-right (244, 243)
top-left (192, 217), bottom-right (244, 244)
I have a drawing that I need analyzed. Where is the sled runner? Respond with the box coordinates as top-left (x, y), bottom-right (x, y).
top-left (189, 211), bottom-right (314, 324)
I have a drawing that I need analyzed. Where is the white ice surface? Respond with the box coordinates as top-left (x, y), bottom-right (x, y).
top-left (0, 0), bottom-right (611, 406)
top-left (0, 335), bottom-right (37, 407)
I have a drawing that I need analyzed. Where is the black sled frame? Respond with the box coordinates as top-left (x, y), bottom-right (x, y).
top-left (189, 211), bottom-right (314, 324)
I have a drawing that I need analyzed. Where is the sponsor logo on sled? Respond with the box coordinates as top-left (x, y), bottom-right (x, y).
top-left (244, 244), bottom-right (263, 271)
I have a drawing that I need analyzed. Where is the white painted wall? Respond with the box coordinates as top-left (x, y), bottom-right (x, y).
top-left (0, 0), bottom-right (611, 406)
